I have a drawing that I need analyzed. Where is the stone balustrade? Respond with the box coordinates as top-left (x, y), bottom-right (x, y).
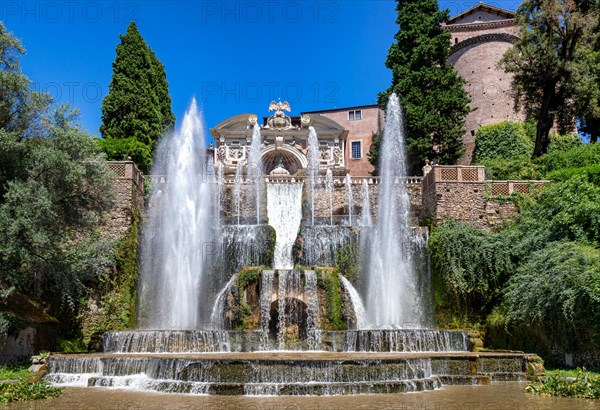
top-left (148, 174), bottom-right (423, 186)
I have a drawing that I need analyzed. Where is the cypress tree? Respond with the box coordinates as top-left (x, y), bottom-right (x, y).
top-left (375, 0), bottom-right (471, 174)
top-left (100, 22), bottom-right (175, 172)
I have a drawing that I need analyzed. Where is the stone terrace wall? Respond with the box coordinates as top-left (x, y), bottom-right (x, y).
top-left (219, 176), bottom-right (423, 225)
top-left (422, 165), bottom-right (547, 229)
top-left (104, 161), bottom-right (145, 239)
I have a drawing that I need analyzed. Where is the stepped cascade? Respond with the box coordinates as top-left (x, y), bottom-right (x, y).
top-left (45, 96), bottom-right (540, 396)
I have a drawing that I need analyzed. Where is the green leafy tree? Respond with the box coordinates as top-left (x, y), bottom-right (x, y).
top-left (0, 22), bottom-right (51, 136)
top-left (500, 0), bottom-right (600, 156)
top-left (100, 22), bottom-right (175, 173)
top-left (377, 0), bottom-right (471, 174)
top-left (0, 24), bottom-right (115, 328)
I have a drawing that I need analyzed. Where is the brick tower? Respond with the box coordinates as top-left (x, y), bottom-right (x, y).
top-left (445, 3), bottom-right (524, 164)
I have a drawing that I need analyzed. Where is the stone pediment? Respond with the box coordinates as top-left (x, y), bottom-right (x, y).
top-left (447, 3), bottom-right (514, 25)
top-left (210, 113), bottom-right (256, 140)
top-left (211, 103), bottom-right (350, 175)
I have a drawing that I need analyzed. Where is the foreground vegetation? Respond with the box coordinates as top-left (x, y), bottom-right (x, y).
top-left (0, 364), bottom-right (62, 404)
top-left (0, 21), bottom-right (140, 353)
top-left (430, 122), bottom-right (600, 369)
top-left (527, 368), bottom-right (600, 399)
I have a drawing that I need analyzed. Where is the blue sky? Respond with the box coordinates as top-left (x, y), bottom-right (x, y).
top-left (3, 0), bottom-right (519, 144)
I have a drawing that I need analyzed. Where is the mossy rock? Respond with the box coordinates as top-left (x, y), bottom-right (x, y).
top-left (315, 267), bottom-right (347, 331)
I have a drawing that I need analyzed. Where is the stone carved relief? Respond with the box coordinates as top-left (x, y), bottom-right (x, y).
top-left (333, 147), bottom-right (342, 165)
top-left (266, 99), bottom-right (293, 130)
top-left (217, 145), bottom-right (226, 162)
top-left (229, 147), bottom-right (245, 161)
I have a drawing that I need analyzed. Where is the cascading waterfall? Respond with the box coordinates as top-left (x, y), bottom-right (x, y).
top-left (340, 276), bottom-right (369, 329)
top-left (260, 270), bottom-right (275, 349)
top-left (267, 183), bottom-right (303, 269)
top-left (307, 126), bottom-right (320, 225)
top-left (232, 161), bottom-right (243, 224)
top-left (365, 93), bottom-right (426, 327)
top-left (247, 123), bottom-right (263, 224)
top-left (304, 270), bottom-right (322, 349)
top-left (344, 174), bottom-right (353, 226)
top-left (297, 226), bottom-right (357, 267)
top-left (209, 273), bottom-right (238, 329)
top-left (277, 270), bottom-right (302, 349)
top-left (360, 179), bottom-right (372, 226)
top-left (138, 99), bottom-right (214, 329)
top-left (325, 169), bottom-right (334, 225)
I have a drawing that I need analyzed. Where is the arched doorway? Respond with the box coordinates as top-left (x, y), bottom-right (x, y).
top-left (268, 298), bottom-right (308, 342)
top-left (261, 145), bottom-right (307, 175)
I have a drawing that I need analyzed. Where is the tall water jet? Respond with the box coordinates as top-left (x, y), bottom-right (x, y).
top-left (232, 161), bottom-right (243, 224)
top-left (267, 183), bottom-right (303, 269)
top-left (359, 179), bottom-right (372, 226)
top-left (365, 93), bottom-right (425, 327)
top-left (216, 162), bottom-right (224, 226)
top-left (307, 127), bottom-right (319, 225)
top-left (138, 99), bottom-right (214, 329)
top-left (247, 123), bottom-right (263, 224)
top-left (325, 168), bottom-right (334, 225)
top-left (344, 174), bottom-right (353, 226)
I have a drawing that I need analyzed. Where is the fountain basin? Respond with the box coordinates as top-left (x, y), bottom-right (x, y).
top-left (46, 351), bottom-right (534, 396)
top-left (103, 329), bottom-right (470, 353)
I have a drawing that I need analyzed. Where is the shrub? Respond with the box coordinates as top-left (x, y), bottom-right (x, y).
top-left (547, 133), bottom-right (583, 153)
top-left (535, 142), bottom-right (600, 175)
top-left (428, 221), bottom-right (515, 319)
top-left (474, 122), bottom-right (533, 162)
top-left (480, 157), bottom-right (542, 180)
top-left (505, 241), bottom-right (600, 352)
top-left (546, 165), bottom-right (600, 186)
top-left (516, 176), bottom-right (600, 247)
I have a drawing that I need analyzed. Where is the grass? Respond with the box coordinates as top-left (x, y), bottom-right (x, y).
top-left (0, 363), bottom-right (62, 404)
top-left (527, 368), bottom-right (600, 399)
top-left (547, 368), bottom-right (600, 378)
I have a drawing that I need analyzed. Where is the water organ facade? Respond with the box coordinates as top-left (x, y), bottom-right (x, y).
top-left (210, 101), bottom-right (383, 177)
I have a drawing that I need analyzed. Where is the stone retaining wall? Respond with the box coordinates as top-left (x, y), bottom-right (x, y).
top-left (103, 162), bottom-right (145, 239)
top-left (421, 166), bottom-right (547, 229)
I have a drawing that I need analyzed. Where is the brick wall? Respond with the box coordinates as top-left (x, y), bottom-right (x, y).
top-left (305, 106), bottom-right (382, 176)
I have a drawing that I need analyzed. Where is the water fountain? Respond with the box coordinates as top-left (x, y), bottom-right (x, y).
top-left (360, 179), bottom-right (371, 226)
top-left (247, 123), bottom-right (263, 224)
top-left (137, 98), bottom-right (215, 330)
top-left (345, 174), bottom-right (353, 226)
top-left (325, 168), bottom-right (334, 225)
top-left (232, 161), bottom-right (243, 225)
top-left (216, 162), bottom-right (224, 226)
top-left (364, 93), bottom-right (427, 328)
top-left (307, 126), bottom-right (319, 225)
top-left (45, 97), bottom-right (539, 397)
